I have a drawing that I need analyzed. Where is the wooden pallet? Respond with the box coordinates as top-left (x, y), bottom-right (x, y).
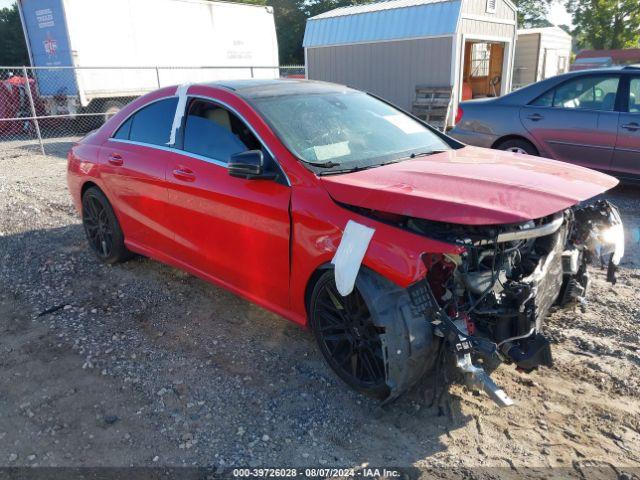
top-left (411, 86), bottom-right (453, 131)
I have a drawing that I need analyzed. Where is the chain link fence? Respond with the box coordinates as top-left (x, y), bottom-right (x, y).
top-left (0, 65), bottom-right (305, 157)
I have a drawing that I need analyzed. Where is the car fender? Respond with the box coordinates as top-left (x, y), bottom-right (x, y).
top-left (67, 141), bottom-right (107, 215)
top-left (289, 185), bottom-right (463, 324)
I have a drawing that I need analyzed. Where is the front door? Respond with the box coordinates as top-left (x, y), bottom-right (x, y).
top-left (165, 98), bottom-right (291, 311)
top-left (520, 74), bottom-right (621, 171)
top-left (612, 76), bottom-right (640, 177)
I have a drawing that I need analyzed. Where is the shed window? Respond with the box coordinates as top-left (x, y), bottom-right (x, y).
top-left (486, 0), bottom-right (497, 13)
top-left (471, 43), bottom-right (490, 77)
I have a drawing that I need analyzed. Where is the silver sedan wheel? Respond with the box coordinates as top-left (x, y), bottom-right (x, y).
top-left (506, 147), bottom-right (528, 154)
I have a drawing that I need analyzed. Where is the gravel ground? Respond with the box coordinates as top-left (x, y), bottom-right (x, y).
top-left (1, 142), bottom-right (639, 473)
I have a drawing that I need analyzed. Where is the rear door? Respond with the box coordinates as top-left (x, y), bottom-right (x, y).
top-left (99, 97), bottom-right (177, 251)
top-left (520, 74), bottom-right (621, 171)
top-left (165, 97), bottom-right (291, 311)
top-left (611, 75), bottom-right (640, 177)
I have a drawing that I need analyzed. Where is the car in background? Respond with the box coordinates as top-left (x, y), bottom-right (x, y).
top-left (449, 66), bottom-right (640, 182)
top-left (0, 74), bottom-right (46, 136)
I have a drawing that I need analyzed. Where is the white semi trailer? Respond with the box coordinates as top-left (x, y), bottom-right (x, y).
top-left (17, 0), bottom-right (279, 119)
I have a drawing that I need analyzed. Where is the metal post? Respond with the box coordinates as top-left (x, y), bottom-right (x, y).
top-left (22, 66), bottom-right (45, 156)
top-left (250, 67), bottom-right (254, 78)
top-left (155, 66), bottom-right (161, 88)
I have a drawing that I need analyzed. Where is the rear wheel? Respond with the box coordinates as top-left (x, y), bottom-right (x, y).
top-left (309, 271), bottom-right (389, 399)
top-left (82, 187), bottom-right (131, 264)
top-left (103, 100), bottom-right (126, 124)
top-left (495, 138), bottom-right (538, 155)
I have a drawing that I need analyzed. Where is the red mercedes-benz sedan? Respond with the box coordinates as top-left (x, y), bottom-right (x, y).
top-left (68, 79), bottom-right (624, 405)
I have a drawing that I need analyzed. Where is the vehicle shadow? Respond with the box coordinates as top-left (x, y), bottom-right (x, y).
top-left (0, 223), bottom-right (477, 468)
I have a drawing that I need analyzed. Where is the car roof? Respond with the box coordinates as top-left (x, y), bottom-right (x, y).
top-left (205, 78), bottom-right (355, 99)
top-left (567, 64), bottom-right (640, 74)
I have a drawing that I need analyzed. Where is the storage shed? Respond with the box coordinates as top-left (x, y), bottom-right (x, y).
top-left (303, 0), bottom-right (517, 128)
top-left (513, 27), bottom-right (572, 89)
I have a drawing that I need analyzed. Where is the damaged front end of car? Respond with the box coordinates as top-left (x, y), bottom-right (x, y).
top-left (356, 200), bottom-right (625, 406)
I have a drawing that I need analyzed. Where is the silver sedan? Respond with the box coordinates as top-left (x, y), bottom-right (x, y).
top-left (449, 65), bottom-right (640, 181)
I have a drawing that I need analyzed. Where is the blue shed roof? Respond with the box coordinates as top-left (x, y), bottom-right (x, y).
top-left (303, 0), bottom-right (461, 48)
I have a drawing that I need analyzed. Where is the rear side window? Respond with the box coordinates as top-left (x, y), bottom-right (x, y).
top-left (113, 117), bottom-right (132, 139)
top-left (531, 89), bottom-right (554, 107)
top-left (114, 97), bottom-right (178, 145)
top-left (182, 99), bottom-right (261, 163)
top-left (531, 76), bottom-right (620, 111)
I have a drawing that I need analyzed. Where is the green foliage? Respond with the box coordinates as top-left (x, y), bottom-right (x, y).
top-left (269, 0), bottom-right (309, 65)
top-left (513, 0), bottom-right (552, 28)
top-left (565, 0), bottom-right (640, 49)
top-left (0, 3), bottom-right (29, 66)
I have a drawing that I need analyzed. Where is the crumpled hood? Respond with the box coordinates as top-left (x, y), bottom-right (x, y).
top-left (319, 146), bottom-right (618, 225)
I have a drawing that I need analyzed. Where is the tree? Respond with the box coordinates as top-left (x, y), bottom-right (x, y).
top-left (513, 0), bottom-right (552, 28)
top-left (565, 0), bottom-right (640, 49)
top-left (269, 0), bottom-right (309, 64)
top-left (0, 2), bottom-right (29, 66)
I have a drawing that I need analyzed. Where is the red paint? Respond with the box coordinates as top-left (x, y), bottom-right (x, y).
top-left (67, 83), bottom-right (618, 328)
top-left (320, 146), bottom-right (618, 225)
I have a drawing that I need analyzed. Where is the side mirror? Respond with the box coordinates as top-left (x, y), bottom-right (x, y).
top-left (228, 150), bottom-right (276, 180)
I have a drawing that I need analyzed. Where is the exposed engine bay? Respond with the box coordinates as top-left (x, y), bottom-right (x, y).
top-left (349, 200), bottom-right (625, 406)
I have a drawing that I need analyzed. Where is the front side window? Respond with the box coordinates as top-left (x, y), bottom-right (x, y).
top-left (532, 76), bottom-right (620, 111)
top-left (629, 78), bottom-right (640, 113)
top-left (251, 91), bottom-right (451, 172)
top-left (114, 97), bottom-right (178, 146)
top-left (182, 99), bottom-right (261, 162)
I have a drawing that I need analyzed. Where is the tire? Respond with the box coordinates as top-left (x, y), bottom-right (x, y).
top-left (495, 138), bottom-right (538, 156)
top-left (309, 269), bottom-right (439, 401)
top-left (103, 100), bottom-right (125, 124)
top-left (81, 187), bottom-right (132, 264)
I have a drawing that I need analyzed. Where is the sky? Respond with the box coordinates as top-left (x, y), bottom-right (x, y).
top-left (548, 0), bottom-right (574, 28)
top-left (0, 0), bottom-right (574, 27)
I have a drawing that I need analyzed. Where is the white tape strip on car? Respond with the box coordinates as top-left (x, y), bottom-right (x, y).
top-left (331, 220), bottom-right (375, 296)
top-left (167, 83), bottom-right (191, 146)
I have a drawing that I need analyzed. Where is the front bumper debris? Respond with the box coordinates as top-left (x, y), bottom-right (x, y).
top-left (457, 352), bottom-right (514, 407)
top-left (408, 279), bottom-right (514, 407)
top-left (405, 200), bottom-right (624, 407)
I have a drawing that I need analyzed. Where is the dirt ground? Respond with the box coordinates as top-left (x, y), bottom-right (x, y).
top-left (1, 143), bottom-right (639, 476)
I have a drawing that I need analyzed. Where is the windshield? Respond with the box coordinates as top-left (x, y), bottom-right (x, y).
top-left (251, 91), bottom-right (452, 172)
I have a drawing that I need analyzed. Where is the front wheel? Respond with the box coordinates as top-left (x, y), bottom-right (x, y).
top-left (309, 269), bottom-right (440, 401)
top-left (495, 138), bottom-right (538, 155)
top-left (82, 187), bottom-right (132, 264)
top-left (309, 271), bottom-right (389, 399)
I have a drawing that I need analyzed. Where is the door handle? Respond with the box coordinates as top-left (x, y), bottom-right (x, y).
top-left (108, 153), bottom-right (123, 166)
top-left (621, 122), bottom-right (640, 131)
top-left (172, 168), bottom-right (196, 182)
top-left (527, 113), bottom-right (543, 121)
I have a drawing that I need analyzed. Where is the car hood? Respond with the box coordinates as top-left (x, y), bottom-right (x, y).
top-left (319, 146), bottom-right (618, 225)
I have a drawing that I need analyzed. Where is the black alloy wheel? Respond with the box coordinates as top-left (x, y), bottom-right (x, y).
top-left (81, 187), bottom-right (130, 264)
top-left (310, 271), bottom-right (388, 398)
